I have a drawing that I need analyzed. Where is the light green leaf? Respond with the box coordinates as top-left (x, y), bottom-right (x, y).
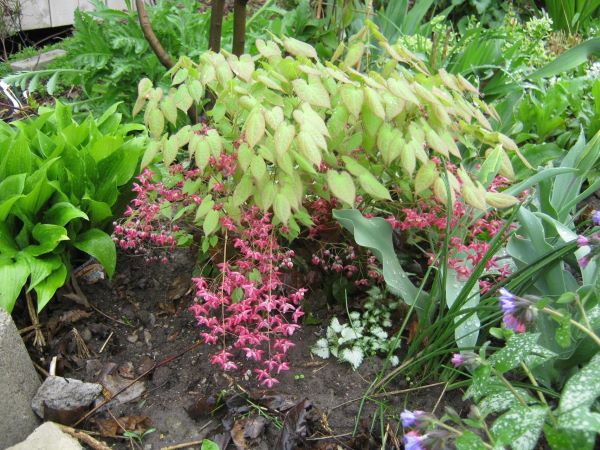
top-left (297, 131), bottom-right (321, 167)
top-left (43, 202), bottom-right (88, 226)
top-left (148, 108), bottom-right (164, 139)
top-left (141, 140), bottom-right (161, 169)
top-left (274, 124), bottom-right (295, 156)
top-left (0, 258), bottom-right (29, 313)
top-left (273, 194), bottom-right (291, 224)
top-left (34, 264), bottom-right (67, 312)
top-left (203, 209), bottom-right (220, 236)
top-left (245, 108), bottom-right (266, 148)
top-left (340, 86), bottom-right (364, 118)
top-left (327, 170), bottom-right (355, 206)
top-left (283, 37), bottom-right (317, 59)
top-left (358, 173), bottom-right (391, 200)
top-left (250, 154), bottom-right (267, 182)
top-left (233, 175), bottom-right (253, 207)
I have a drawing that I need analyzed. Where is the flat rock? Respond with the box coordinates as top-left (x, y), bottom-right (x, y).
top-left (9, 49), bottom-right (66, 71)
top-left (0, 309), bottom-right (41, 448)
top-left (31, 376), bottom-right (102, 419)
top-left (6, 421), bottom-right (82, 450)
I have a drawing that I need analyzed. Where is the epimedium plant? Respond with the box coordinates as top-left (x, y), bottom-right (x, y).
top-left (126, 23), bottom-right (524, 385)
top-left (0, 101), bottom-right (146, 313)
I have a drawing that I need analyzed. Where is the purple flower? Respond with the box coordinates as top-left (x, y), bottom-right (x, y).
top-left (579, 256), bottom-right (590, 268)
top-left (451, 353), bottom-right (465, 368)
top-left (577, 236), bottom-right (590, 247)
top-left (593, 210), bottom-right (600, 226)
top-left (404, 431), bottom-right (427, 450)
top-left (401, 410), bottom-right (426, 428)
top-left (503, 314), bottom-right (526, 333)
top-left (499, 288), bottom-right (517, 314)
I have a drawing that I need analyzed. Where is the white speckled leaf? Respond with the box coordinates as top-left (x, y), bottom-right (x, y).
top-left (488, 333), bottom-right (555, 375)
top-left (491, 405), bottom-right (548, 450)
top-left (478, 388), bottom-right (536, 416)
top-left (557, 353), bottom-right (600, 431)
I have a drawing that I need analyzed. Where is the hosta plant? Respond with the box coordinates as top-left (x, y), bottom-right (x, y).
top-left (0, 102), bottom-right (145, 313)
top-left (129, 24), bottom-right (523, 383)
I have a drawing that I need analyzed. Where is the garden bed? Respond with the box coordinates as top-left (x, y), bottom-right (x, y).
top-left (22, 249), bottom-right (463, 449)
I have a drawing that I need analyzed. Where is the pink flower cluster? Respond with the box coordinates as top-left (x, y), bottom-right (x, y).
top-left (310, 245), bottom-right (384, 287)
top-left (189, 206), bottom-right (305, 387)
top-left (386, 176), bottom-right (513, 290)
top-left (112, 167), bottom-right (203, 262)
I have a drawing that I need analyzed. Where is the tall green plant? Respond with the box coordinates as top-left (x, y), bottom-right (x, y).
top-left (544, 0), bottom-right (600, 34)
top-left (0, 102), bottom-right (145, 313)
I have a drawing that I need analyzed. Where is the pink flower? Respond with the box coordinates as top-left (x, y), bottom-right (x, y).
top-left (261, 377), bottom-right (279, 388)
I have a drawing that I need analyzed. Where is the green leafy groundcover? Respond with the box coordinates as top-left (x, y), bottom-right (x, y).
top-left (0, 102), bottom-right (146, 313)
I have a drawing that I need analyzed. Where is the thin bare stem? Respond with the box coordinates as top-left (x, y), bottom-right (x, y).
top-left (135, 0), bottom-right (173, 69)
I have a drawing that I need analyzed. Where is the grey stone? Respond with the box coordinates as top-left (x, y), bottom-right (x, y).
top-left (9, 49), bottom-right (67, 72)
top-left (31, 376), bottom-right (102, 419)
top-left (6, 421), bottom-right (82, 450)
top-left (0, 309), bottom-right (41, 448)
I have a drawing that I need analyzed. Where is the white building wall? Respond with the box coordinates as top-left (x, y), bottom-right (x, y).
top-left (16, 0), bottom-right (136, 31)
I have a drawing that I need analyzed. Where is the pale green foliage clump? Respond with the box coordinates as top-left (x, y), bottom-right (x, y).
top-left (133, 23), bottom-right (520, 238)
top-left (311, 287), bottom-right (401, 370)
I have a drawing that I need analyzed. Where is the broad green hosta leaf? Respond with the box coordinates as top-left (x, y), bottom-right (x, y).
top-left (0, 258), bottom-right (29, 312)
top-left (72, 229), bottom-right (116, 278)
top-left (34, 264), bottom-right (67, 312)
top-left (491, 405), bottom-right (548, 450)
top-left (24, 224), bottom-right (69, 257)
top-left (529, 38), bottom-right (600, 80)
top-left (43, 202), bottom-right (88, 226)
top-left (21, 253), bottom-right (61, 292)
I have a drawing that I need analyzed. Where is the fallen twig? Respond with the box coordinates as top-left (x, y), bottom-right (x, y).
top-left (58, 424), bottom-right (112, 450)
top-left (73, 340), bottom-right (203, 427)
top-left (99, 331), bottom-right (114, 354)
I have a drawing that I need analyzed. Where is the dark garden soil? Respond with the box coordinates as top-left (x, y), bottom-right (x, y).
top-left (20, 248), bottom-right (465, 449)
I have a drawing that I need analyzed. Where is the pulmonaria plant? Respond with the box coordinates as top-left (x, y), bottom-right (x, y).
top-left (189, 207), bottom-right (305, 387)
